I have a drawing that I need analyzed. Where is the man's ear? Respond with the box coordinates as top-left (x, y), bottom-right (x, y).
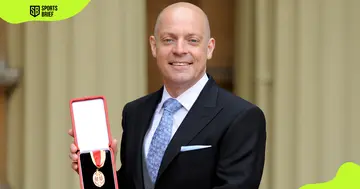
top-left (207, 38), bottom-right (216, 60)
top-left (149, 36), bottom-right (157, 58)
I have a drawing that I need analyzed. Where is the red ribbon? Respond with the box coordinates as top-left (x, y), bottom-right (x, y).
top-left (93, 150), bottom-right (102, 168)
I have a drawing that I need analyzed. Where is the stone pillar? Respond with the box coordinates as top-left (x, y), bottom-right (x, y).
top-left (5, 0), bottom-right (146, 189)
top-left (233, 0), bottom-right (360, 188)
top-left (0, 19), bottom-right (20, 189)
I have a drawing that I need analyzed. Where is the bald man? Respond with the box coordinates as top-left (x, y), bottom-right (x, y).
top-left (69, 2), bottom-right (266, 189)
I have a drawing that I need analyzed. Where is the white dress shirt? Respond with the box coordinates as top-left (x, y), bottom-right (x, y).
top-left (143, 74), bottom-right (209, 158)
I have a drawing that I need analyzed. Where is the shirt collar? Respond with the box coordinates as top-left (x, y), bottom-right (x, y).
top-left (156, 73), bottom-right (209, 113)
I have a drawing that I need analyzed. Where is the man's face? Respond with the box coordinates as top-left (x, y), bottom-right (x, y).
top-left (150, 7), bottom-right (215, 87)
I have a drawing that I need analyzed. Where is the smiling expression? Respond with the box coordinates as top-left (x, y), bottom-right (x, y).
top-left (149, 4), bottom-right (215, 90)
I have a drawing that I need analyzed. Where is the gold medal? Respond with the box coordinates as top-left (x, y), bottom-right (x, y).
top-left (93, 169), bottom-right (105, 187)
top-left (90, 150), bottom-right (106, 187)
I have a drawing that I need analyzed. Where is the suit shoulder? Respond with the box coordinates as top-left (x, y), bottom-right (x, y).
top-left (217, 87), bottom-right (266, 123)
top-left (217, 88), bottom-right (266, 132)
top-left (123, 90), bottom-right (159, 112)
top-left (217, 87), bottom-right (260, 111)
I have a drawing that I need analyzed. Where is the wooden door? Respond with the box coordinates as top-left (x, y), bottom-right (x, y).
top-left (146, 0), bottom-right (235, 93)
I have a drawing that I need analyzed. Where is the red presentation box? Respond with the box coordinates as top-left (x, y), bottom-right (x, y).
top-left (69, 96), bottom-right (119, 189)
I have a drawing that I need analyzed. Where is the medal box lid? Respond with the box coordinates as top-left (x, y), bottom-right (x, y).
top-left (70, 96), bottom-right (113, 153)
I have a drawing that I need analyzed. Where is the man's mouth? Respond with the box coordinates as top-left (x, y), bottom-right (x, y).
top-left (169, 62), bottom-right (192, 66)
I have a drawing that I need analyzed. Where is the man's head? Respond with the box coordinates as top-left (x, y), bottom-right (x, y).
top-left (149, 2), bottom-right (215, 92)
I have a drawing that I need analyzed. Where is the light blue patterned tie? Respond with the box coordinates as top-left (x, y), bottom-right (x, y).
top-left (146, 98), bottom-right (182, 183)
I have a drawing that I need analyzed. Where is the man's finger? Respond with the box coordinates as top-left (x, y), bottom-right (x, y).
top-left (70, 143), bottom-right (78, 153)
top-left (111, 139), bottom-right (118, 154)
top-left (111, 139), bottom-right (118, 148)
top-left (69, 153), bottom-right (78, 162)
top-left (72, 162), bottom-right (78, 172)
top-left (68, 129), bottom-right (74, 137)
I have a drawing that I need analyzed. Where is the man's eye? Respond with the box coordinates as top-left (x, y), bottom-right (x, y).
top-left (164, 39), bottom-right (173, 43)
top-left (189, 39), bottom-right (199, 43)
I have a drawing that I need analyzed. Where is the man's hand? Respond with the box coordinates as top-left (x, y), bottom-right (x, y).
top-left (68, 128), bottom-right (118, 174)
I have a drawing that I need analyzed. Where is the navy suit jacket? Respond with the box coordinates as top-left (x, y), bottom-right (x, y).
top-left (117, 75), bottom-right (267, 189)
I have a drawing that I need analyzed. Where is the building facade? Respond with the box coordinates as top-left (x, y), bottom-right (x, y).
top-left (1, 0), bottom-right (360, 189)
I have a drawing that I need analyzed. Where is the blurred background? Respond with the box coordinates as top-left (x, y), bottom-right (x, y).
top-left (0, 0), bottom-right (359, 189)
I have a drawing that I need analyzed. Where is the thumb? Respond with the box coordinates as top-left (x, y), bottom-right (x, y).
top-left (111, 139), bottom-right (118, 155)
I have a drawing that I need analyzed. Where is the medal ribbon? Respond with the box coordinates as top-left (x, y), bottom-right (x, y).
top-left (93, 150), bottom-right (103, 168)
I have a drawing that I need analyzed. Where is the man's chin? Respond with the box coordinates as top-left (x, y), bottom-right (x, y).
top-left (166, 75), bottom-right (196, 86)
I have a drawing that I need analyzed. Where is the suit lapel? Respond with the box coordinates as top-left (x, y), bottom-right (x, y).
top-left (133, 88), bottom-right (163, 189)
top-left (157, 77), bottom-right (223, 181)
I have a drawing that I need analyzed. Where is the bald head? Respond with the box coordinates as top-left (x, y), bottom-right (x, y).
top-left (148, 2), bottom-right (216, 96)
top-left (153, 2), bottom-right (211, 40)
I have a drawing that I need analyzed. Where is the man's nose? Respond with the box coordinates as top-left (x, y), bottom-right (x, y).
top-left (173, 40), bottom-right (187, 55)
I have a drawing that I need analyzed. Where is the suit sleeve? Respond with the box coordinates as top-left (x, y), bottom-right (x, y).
top-left (214, 106), bottom-right (267, 189)
top-left (117, 103), bottom-right (130, 188)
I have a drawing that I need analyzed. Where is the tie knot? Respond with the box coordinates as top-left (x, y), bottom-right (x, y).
top-left (162, 98), bottom-right (182, 114)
